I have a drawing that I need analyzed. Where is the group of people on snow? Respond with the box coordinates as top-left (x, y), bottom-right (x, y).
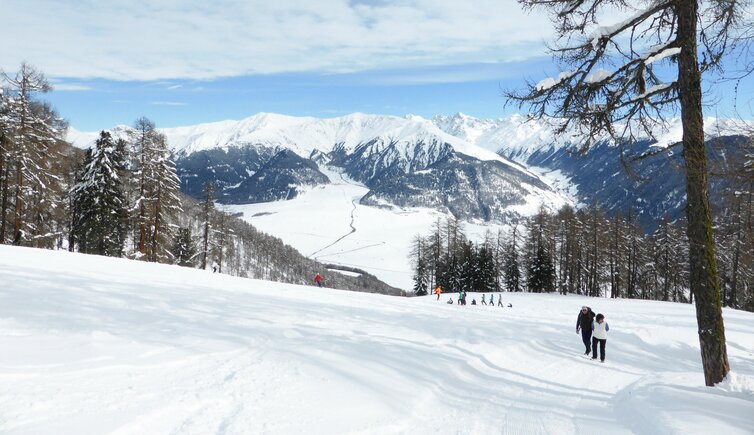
top-left (435, 287), bottom-right (610, 363)
top-left (434, 286), bottom-right (512, 308)
top-left (576, 306), bottom-right (610, 362)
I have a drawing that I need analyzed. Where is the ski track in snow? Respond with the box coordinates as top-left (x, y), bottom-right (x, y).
top-left (2, 245), bottom-right (754, 434)
top-left (309, 172), bottom-right (360, 259)
top-left (226, 166), bottom-right (445, 288)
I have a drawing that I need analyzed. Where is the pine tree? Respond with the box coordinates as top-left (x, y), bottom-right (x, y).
top-left (200, 181), bottom-right (215, 270)
top-left (413, 256), bottom-right (429, 296)
top-left (525, 208), bottom-right (555, 293)
top-left (411, 235), bottom-right (429, 296)
top-left (476, 243), bottom-right (497, 292)
top-left (503, 226), bottom-right (521, 292)
top-left (172, 227), bottom-right (197, 267)
top-left (527, 242), bottom-right (555, 293)
top-left (70, 131), bottom-right (128, 257)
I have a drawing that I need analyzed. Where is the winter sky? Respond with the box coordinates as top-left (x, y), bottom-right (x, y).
top-left (3, 0), bottom-right (753, 130)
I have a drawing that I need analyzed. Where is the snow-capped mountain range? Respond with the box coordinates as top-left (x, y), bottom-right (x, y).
top-left (67, 112), bottom-right (747, 228)
top-left (68, 113), bottom-right (571, 224)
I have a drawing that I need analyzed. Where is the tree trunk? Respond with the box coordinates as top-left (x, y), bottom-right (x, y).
top-left (201, 194), bottom-right (211, 270)
top-left (151, 184), bottom-right (162, 263)
top-left (0, 143), bottom-right (7, 244)
top-left (12, 160), bottom-right (23, 245)
top-left (677, 0), bottom-right (729, 386)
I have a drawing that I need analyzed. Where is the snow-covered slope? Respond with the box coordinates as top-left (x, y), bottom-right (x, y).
top-left (2, 245), bottom-right (753, 434)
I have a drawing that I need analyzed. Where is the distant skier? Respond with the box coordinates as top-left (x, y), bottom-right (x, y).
top-left (481, 294), bottom-right (487, 305)
top-left (458, 290), bottom-right (463, 305)
top-left (576, 306), bottom-right (596, 355)
top-left (314, 273), bottom-right (323, 288)
top-left (591, 313), bottom-right (609, 362)
top-left (489, 293), bottom-right (494, 306)
top-left (498, 294), bottom-right (504, 307)
top-left (436, 285), bottom-right (442, 301)
top-left (462, 291), bottom-right (468, 306)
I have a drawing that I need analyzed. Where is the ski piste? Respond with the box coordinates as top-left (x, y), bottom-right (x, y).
top-left (1, 245), bottom-right (753, 434)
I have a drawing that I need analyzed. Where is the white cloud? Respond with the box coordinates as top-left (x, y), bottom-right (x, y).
top-left (51, 83), bottom-right (93, 91)
top-left (150, 101), bottom-right (188, 106)
top-left (0, 0), bottom-right (553, 81)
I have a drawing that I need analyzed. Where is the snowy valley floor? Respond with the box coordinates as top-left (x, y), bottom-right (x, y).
top-left (1, 246), bottom-right (753, 434)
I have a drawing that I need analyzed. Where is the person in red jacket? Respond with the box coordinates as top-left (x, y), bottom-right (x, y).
top-left (314, 273), bottom-right (323, 287)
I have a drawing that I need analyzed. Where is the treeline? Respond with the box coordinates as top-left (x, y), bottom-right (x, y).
top-left (0, 63), bottom-right (402, 296)
top-left (411, 199), bottom-right (754, 312)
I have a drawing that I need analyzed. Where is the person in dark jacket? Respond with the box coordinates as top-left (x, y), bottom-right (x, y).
top-left (576, 306), bottom-right (596, 354)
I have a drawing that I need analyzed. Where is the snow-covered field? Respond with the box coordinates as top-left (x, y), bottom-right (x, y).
top-left (1, 245), bottom-right (753, 434)
top-left (226, 166), bottom-right (525, 290)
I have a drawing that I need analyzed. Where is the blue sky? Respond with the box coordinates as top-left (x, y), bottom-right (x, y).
top-left (3, 0), bottom-right (752, 131)
top-left (45, 60), bottom-right (559, 130)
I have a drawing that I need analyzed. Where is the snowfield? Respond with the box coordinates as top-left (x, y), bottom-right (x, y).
top-left (1, 245), bottom-right (753, 434)
top-left (226, 166), bottom-right (561, 290)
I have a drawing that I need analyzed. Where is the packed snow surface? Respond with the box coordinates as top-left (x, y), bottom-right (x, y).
top-left (2, 245), bottom-right (754, 434)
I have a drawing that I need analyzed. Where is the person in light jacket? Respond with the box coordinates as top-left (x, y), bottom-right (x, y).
top-left (591, 313), bottom-right (609, 362)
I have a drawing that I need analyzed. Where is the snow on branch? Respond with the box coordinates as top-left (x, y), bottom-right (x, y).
top-left (587, 0), bottom-right (673, 48)
top-left (535, 70), bottom-right (578, 91)
top-left (644, 47), bottom-right (681, 64)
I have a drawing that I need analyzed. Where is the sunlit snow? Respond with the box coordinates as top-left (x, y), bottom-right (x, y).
top-left (1, 245), bottom-right (753, 434)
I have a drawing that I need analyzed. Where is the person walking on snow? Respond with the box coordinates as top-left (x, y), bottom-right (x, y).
top-left (576, 306), bottom-right (596, 354)
top-left (591, 313), bottom-right (609, 362)
top-left (435, 285), bottom-right (442, 300)
top-left (481, 294), bottom-right (487, 305)
top-left (489, 293), bottom-right (494, 306)
top-left (498, 294), bottom-right (504, 307)
top-left (458, 290), bottom-right (463, 305)
top-left (314, 273), bottom-right (323, 288)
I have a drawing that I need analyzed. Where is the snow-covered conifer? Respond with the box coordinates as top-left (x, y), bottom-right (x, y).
top-left (70, 131), bottom-right (128, 257)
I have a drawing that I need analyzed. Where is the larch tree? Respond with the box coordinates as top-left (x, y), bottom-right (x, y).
top-left (0, 88), bottom-right (11, 243)
top-left (148, 132), bottom-right (182, 263)
top-left (506, 0), bottom-right (751, 386)
top-left (129, 117), bottom-right (158, 259)
top-left (1, 63), bottom-right (65, 246)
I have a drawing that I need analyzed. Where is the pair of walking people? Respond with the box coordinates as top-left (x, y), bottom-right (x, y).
top-left (576, 306), bottom-right (609, 362)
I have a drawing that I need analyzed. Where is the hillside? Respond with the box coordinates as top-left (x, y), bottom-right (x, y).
top-left (1, 245), bottom-right (753, 434)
